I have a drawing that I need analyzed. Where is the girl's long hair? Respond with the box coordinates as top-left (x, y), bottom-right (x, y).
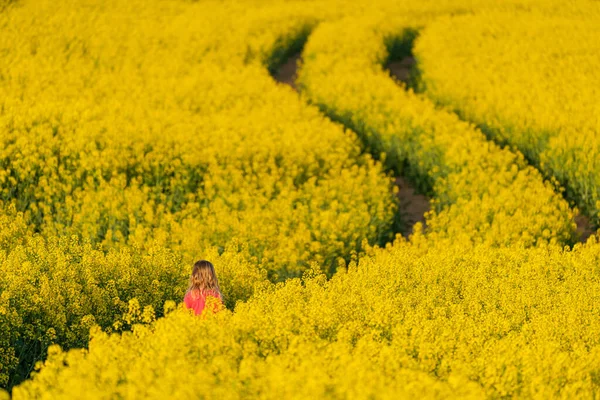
top-left (186, 260), bottom-right (222, 299)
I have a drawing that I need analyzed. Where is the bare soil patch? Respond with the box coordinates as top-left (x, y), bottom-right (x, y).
top-left (387, 56), bottom-right (415, 83)
top-left (273, 54), bottom-right (300, 89)
top-left (575, 214), bottom-right (595, 243)
top-left (394, 177), bottom-right (429, 235)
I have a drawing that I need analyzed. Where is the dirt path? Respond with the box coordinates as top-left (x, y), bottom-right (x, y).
top-left (388, 56), bottom-right (415, 83)
top-left (273, 53), bottom-right (430, 237)
top-left (274, 54), bottom-right (301, 90)
top-left (394, 177), bottom-right (429, 235)
top-left (575, 214), bottom-right (594, 243)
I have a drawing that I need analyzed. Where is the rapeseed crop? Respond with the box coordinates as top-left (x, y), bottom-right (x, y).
top-left (0, 0), bottom-right (395, 386)
top-left (1, 0), bottom-right (600, 397)
top-left (297, 15), bottom-right (577, 247)
top-left (415, 6), bottom-right (600, 224)
top-left (15, 240), bottom-right (600, 398)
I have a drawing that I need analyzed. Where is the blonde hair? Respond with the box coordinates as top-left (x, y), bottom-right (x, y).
top-left (186, 260), bottom-right (222, 299)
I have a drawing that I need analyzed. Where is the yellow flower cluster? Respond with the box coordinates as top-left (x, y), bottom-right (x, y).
top-left (15, 239), bottom-right (600, 399)
top-left (0, 0), bottom-right (397, 387)
top-left (0, 0), bottom-right (394, 272)
top-left (414, 5), bottom-right (600, 223)
top-left (297, 15), bottom-right (577, 247)
top-left (3, 0), bottom-right (600, 397)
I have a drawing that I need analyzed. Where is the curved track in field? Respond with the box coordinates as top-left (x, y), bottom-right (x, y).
top-left (386, 50), bottom-right (595, 243)
top-left (273, 52), bottom-right (430, 237)
top-left (273, 49), bottom-right (591, 243)
top-left (272, 25), bottom-right (591, 246)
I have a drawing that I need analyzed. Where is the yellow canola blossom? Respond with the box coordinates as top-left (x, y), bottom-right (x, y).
top-left (0, 0), bottom-right (396, 387)
top-left (0, 0), bottom-right (394, 272)
top-left (297, 15), bottom-right (577, 247)
top-left (0, 4), bottom-right (397, 265)
top-left (15, 240), bottom-right (600, 399)
top-left (414, 7), bottom-right (600, 224)
top-left (2, 0), bottom-right (600, 396)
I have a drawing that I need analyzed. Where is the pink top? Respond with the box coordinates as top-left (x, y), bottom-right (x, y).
top-left (184, 290), bottom-right (223, 316)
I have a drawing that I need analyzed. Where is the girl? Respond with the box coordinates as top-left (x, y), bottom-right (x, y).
top-left (184, 260), bottom-right (223, 316)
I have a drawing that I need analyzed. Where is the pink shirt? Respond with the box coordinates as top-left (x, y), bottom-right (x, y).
top-left (184, 290), bottom-right (222, 316)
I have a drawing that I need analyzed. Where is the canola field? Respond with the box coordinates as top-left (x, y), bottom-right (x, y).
top-left (1, 0), bottom-right (600, 398)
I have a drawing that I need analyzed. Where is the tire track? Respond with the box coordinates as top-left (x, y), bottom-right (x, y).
top-left (385, 37), bottom-right (594, 243)
top-left (273, 52), bottom-right (430, 237)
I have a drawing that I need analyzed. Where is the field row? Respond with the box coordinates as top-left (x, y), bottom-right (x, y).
top-left (297, 15), bottom-right (577, 247)
top-left (415, 5), bottom-right (600, 225)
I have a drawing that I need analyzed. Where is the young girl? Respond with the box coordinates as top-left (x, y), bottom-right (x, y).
top-left (184, 260), bottom-right (223, 316)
